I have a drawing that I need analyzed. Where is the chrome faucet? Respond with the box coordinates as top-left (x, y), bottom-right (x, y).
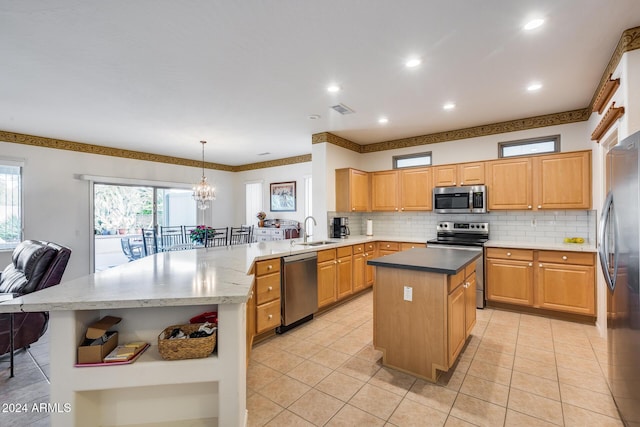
top-left (302, 216), bottom-right (317, 243)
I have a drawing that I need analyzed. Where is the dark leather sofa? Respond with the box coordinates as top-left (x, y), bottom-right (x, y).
top-left (0, 240), bottom-right (72, 356)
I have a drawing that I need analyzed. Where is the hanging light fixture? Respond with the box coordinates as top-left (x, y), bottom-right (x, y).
top-left (192, 140), bottom-right (216, 210)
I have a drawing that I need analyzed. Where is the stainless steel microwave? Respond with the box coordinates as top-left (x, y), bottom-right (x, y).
top-left (433, 185), bottom-right (488, 214)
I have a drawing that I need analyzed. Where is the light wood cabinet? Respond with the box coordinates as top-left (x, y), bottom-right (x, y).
top-left (378, 241), bottom-right (400, 256)
top-left (448, 283), bottom-right (466, 363)
top-left (317, 249), bottom-right (337, 308)
top-left (371, 170), bottom-right (400, 211)
top-left (486, 247), bottom-right (596, 316)
top-left (464, 265), bottom-right (477, 337)
top-left (400, 167), bottom-right (433, 211)
top-left (335, 168), bottom-right (370, 212)
top-left (254, 258), bottom-right (282, 334)
top-left (336, 246), bottom-right (353, 300)
top-left (246, 286), bottom-right (256, 363)
top-left (434, 162), bottom-right (486, 187)
top-left (401, 242), bottom-right (420, 251)
top-left (487, 151), bottom-right (591, 211)
top-left (365, 242), bottom-right (376, 287)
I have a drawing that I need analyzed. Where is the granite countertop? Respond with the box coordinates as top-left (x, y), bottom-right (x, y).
top-left (367, 247), bottom-right (481, 275)
top-left (484, 240), bottom-right (597, 253)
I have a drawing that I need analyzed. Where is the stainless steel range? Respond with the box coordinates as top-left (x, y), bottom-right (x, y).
top-left (427, 221), bottom-right (488, 308)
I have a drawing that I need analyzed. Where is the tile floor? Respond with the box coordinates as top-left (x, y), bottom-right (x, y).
top-left (0, 290), bottom-right (623, 426)
top-left (247, 290), bottom-right (623, 427)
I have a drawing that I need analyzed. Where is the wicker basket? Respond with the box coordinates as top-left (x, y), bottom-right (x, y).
top-left (158, 323), bottom-right (217, 361)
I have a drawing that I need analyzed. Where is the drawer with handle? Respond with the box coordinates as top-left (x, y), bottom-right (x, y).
top-left (538, 251), bottom-right (594, 266)
top-left (256, 300), bottom-right (281, 333)
top-left (255, 259), bottom-right (281, 276)
top-left (256, 273), bottom-right (281, 305)
top-left (485, 248), bottom-right (533, 261)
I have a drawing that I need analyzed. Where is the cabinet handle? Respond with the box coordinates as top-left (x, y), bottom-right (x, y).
top-left (460, 182), bottom-right (464, 185)
top-left (528, 205), bottom-right (532, 209)
top-left (538, 205), bottom-right (542, 209)
top-left (528, 262), bottom-right (533, 267)
top-left (334, 260), bottom-right (337, 264)
top-left (395, 207), bottom-right (398, 211)
top-left (267, 286), bottom-right (272, 291)
top-left (268, 314), bottom-right (273, 319)
top-left (506, 252), bottom-right (511, 256)
top-left (453, 182), bottom-right (456, 185)
top-left (338, 260), bottom-right (341, 263)
top-left (539, 263), bottom-right (543, 267)
top-left (267, 265), bottom-right (273, 270)
top-left (352, 208), bottom-right (355, 211)
top-left (386, 244), bottom-right (390, 248)
top-left (562, 256), bottom-right (568, 260)
top-left (465, 282), bottom-right (470, 288)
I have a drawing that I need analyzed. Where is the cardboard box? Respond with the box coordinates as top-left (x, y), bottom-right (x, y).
top-left (77, 316), bottom-right (121, 364)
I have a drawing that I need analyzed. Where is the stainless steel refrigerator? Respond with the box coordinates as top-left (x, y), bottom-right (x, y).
top-left (599, 130), bottom-right (640, 426)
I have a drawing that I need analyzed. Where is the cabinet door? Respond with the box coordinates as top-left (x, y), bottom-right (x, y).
top-left (256, 300), bottom-right (281, 333)
top-left (246, 285), bottom-right (256, 362)
top-left (464, 273), bottom-right (477, 336)
top-left (371, 170), bottom-right (399, 211)
top-left (433, 165), bottom-right (458, 187)
top-left (537, 262), bottom-right (595, 315)
top-left (459, 162), bottom-right (485, 186)
top-left (351, 169), bottom-right (370, 211)
top-left (352, 252), bottom-right (366, 292)
top-left (400, 167), bottom-right (433, 211)
top-left (317, 260), bottom-right (337, 308)
top-left (337, 256), bottom-right (353, 299)
top-left (487, 158), bottom-right (532, 210)
top-left (365, 243), bottom-right (376, 287)
top-left (534, 151), bottom-right (591, 210)
top-left (486, 258), bottom-right (534, 306)
top-left (448, 285), bottom-right (466, 366)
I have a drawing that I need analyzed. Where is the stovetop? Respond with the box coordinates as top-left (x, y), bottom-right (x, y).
top-left (428, 221), bottom-right (489, 247)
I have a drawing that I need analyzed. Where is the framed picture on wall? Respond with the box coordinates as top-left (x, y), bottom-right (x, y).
top-left (270, 181), bottom-right (296, 212)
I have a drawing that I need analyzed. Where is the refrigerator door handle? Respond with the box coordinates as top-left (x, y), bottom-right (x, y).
top-left (598, 191), bottom-right (619, 291)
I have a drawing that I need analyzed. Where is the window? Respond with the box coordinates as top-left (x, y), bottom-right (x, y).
top-left (499, 135), bottom-right (560, 158)
top-left (0, 161), bottom-right (22, 250)
top-left (393, 152), bottom-right (432, 169)
top-left (245, 182), bottom-right (263, 226)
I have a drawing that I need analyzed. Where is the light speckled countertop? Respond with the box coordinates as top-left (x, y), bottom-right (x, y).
top-left (484, 240), bottom-right (597, 252)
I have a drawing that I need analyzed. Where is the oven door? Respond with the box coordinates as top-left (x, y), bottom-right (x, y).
top-left (427, 242), bottom-right (485, 308)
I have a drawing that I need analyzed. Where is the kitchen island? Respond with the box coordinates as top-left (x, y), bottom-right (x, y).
top-left (368, 247), bottom-right (481, 382)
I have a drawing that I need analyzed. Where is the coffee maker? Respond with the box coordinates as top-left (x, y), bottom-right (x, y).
top-left (332, 217), bottom-right (350, 238)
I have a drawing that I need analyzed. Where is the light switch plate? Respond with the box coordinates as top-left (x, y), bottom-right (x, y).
top-left (403, 286), bottom-right (413, 302)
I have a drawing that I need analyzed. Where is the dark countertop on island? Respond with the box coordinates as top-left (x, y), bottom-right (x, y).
top-left (367, 247), bottom-right (481, 275)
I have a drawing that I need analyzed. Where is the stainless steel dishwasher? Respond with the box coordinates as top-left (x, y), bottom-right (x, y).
top-left (277, 252), bottom-right (318, 333)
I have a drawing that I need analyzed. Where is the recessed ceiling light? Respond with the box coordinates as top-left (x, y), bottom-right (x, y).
top-left (378, 117), bottom-right (389, 124)
top-left (443, 103), bottom-right (456, 110)
top-left (308, 114), bottom-right (321, 120)
top-left (405, 58), bottom-right (421, 68)
top-left (527, 82), bottom-right (543, 91)
top-left (523, 18), bottom-right (545, 31)
top-left (327, 85), bottom-right (341, 93)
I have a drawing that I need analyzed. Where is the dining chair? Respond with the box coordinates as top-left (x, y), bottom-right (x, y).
top-left (159, 226), bottom-right (184, 251)
top-left (230, 226), bottom-right (252, 245)
top-left (205, 227), bottom-right (229, 247)
top-left (183, 225), bottom-right (198, 244)
top-left (141, 228), bottom-right (158, 256)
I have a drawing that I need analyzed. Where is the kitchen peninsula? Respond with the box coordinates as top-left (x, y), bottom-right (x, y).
top-left (368, 247), bottom-right (481, 382)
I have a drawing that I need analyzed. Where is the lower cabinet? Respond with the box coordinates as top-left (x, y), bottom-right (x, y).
top-left (447, 266), bottom-right (477, 365)
top-left (378, 241), bottom-right (400, 256)
top-left (486, 247), bottom-right (595, 316)
top-left (365, 242), bottom-right (376, 287)
top-left (337, 246), bottom-right (353, 299)
top-left (254, 258), bottom-right (282, 334)
top-left (317, 249), bottom-right (337, 308)
top-left (353, 244), bottom-right (366, 293)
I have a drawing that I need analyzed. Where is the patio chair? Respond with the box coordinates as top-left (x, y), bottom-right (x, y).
top-left (141, 228), bottom-right (158, 256)
top-left (120, 237), bottom-right (144, 261)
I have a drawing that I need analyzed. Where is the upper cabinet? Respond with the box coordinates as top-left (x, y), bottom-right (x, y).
top-left (433, 162), bottom-right (485, 187)
top-left (487, 150), bottom-right (591, 211)
top-left (335, 168), bottom-right (370, 212)
top-left (400, 167), bottom-right (433, 211)
top-left (371, 170), bottom-right (400, 211)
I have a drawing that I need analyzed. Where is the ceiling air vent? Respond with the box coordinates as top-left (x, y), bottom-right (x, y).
top-left (330, 103), bottom-right (355, 115)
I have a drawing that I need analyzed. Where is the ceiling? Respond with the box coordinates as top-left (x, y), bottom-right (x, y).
top-left (1, 1), bottom-right (639, 167)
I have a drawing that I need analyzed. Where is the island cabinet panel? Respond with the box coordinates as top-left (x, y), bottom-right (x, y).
top-left (448, 284), bottom-right (466, 364)
top-left (246, 286), bottom-right (256, 363)
top-left (317, 249), bottom-right (337, 308)
top-left (400, 167), bottom-right (433, 211)
top-left (335, 168), bottom-right (370, 212)
top-left (371, 170), bottom-right (400, 211)
top-left (365, 243), bottom-right (376, 287)
top-left (487, 157), bottom-right (533, 210)
top-left (533, 151), bottom-right (591, 210)
top-left (352, 245), bottom-right (367, 292)
top-left (336, 246), bottom-right (353, 300)
top-left (254, 258), bottom-right (282, 334)
top-left (464, 272), bottom-right (477, 336)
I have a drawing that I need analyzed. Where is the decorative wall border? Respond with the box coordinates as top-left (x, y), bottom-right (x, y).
top-left (233, 154), bottom-right (312, 172)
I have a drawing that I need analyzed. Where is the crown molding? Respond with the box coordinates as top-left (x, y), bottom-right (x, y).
top-left (312, 132), bottom-right (361, 153)
top-left (589, 25), bottom-right (640, 110)
top-left (232, 154), bottom-right (312, 172)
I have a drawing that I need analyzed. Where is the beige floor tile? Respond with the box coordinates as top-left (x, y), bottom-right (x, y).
top-left (516, 334), bottom-right (555, 352)
top-left (555, 352), bottom-right (601, 372)
top-left (336, 356), bottom-right (381, 382)
top-left (473, 347), bottom-right (515, 369)
top-left (250, 341), bottom-right (282, 363)
top-left (355, 343), bottom-right (383, 363)
top-left (450, 393), bottom-right (506, 427)
top-left (329, 335), bottom-right (369, 355)
top-left (437, 364), bottom-right (467, 392)
top-left (467, 359), bottom-right (513, 386)
top-left (553, 341), bottom-right (598, 360)
top-left (247, 393), bottom-right (284, 427)
top-left (268, 333), bottom-right (302, 350)
top-left (515, 344), bottom-right (556, 366)
top-left (459, 374), bottom-right (509, 406)
top-left (388, 398), bottom-right (448, 427)
top-left (308, 347), bottom-right (351, 370)
top-left (258, 375), bottom-right (311, 408)
top-left (406, 379), bottom-right (458, 413)
top-left (247, 361), bottom-right (284, 391)
top-left (559, 382), bottom-right (620, 418)
top-left (348, 383), bottom-right (403, 420)
top-left (286, 359), bottom-right (333, 387)
top-left (325, 404), bottom-right (385, 426)
top-left (478, 335), bottom-right (516, 355)
top-left (512, 356), bottom-right (557, 381)
top-left (368, 366), bottom-right (417, 396)
top-left (504, 409), bottom-right (558, 426)
top-left (552, 333), bottom-right (592, 349)
top-left (443, 415), bottom-right (477, 427)
top-left (557, 365), bottom-right (610, 394)
top-left (315, 371), bottom-right (366, 402)
top-left (288, 389), bottom-right (344, 426)
top-left (562, 403), bottom-right (624, 427)
top-left (261, 350), bottom-right (306, 374)
top-left (488, 310), bottom-right (522, 325)
top-left (312, 329), bottom-right (347, 347)
top-left (507, 388), bottom-right (563, 425)
top-left (510, 370), bottom-right (560, 401)
top-left (265, 409), bottom-right (315, 427)
top-left (286, 339), bottom-right (324, 359)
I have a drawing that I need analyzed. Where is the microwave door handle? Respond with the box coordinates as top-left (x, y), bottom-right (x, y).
top-left (598, 191), bottom-right (617, 291)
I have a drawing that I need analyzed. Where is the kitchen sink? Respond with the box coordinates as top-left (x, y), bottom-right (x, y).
top-left (295, 240), bottom-right (336, 247)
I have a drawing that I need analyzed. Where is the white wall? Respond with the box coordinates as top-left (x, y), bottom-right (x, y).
top-left (0, 141), bottom-right (234, 280)
top-left (232, 162), bottom-right (312, 227)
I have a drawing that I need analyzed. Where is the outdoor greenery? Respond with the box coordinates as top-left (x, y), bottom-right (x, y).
top-left (94, 185), bottom-right (154, 233)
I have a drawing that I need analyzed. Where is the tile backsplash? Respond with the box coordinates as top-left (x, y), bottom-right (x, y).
top-left (328, 210), bottom-right (596, 244)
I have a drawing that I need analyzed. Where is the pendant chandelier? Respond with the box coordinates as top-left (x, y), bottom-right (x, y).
top-left (192, 140), bottom-right (216, 210)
